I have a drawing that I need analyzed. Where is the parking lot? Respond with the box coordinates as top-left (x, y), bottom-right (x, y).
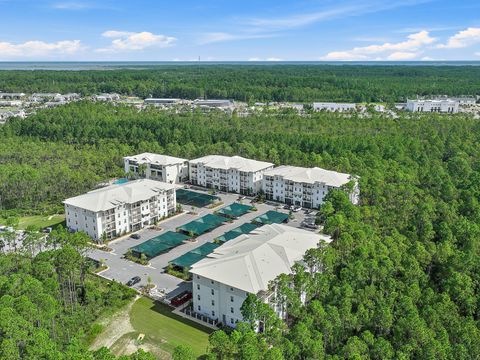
top-left (88, 187), bottom-right (316, 299)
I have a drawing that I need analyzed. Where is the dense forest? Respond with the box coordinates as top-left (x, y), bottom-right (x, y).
top-left (0, 226), bottom-right (158, 359)
top-left (1, 67), bottom-right (480, 358)
top-left (1, 65), bottom-right (480, 102)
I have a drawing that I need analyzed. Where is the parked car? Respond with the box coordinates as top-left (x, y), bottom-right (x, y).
top-left (284, 204), bottom-right (291, 210)
top-left (170, 291), bottom-right (193, 307)
top-left (302, 222), bottom-right (319, 230)
top-left (130, 233), bottom-right (141, 239)
top-left (238, 195), bottom-right (246, 201)
top-left (126, 276), bottom-right (141, 287)
top-left (291, 205), bottom-right (302, 212)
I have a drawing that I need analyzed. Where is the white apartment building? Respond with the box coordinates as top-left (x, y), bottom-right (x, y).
top-left (406, 99), bottom-right (459, 113)
top-left (63, 179), bottom-right (176, 241)
top-left (190, 224), bottom-right (331, 328)
top-left (313, 102), bottom-right (356, 112)
top-left (189, 155), bottom-right (274, 195)
top-left (124, 153), bottom-right (189, 184)
top-left (263, 165), bottom-right (359, 208)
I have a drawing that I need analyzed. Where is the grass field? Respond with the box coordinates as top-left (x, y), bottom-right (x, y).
top-left (130, 297), bottom-right (212, 357)
top-left (0, 214), bottom-right (65, 230)
top-left (91, 296), bottom-right (212, 358)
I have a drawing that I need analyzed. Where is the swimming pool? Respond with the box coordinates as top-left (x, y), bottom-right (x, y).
top-left (113, 178), bottom-right (129, 185)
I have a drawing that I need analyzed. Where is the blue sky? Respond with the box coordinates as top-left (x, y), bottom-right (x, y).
top-left (1, 0), bottom-right (480, 61)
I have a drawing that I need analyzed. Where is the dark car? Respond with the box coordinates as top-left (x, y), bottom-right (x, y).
top-left (126, 276), bottom-right (141, 287)
top-left (130, 233), bottom-right (141, 239)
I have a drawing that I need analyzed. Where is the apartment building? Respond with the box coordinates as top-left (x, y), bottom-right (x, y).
top-left (63, 179), bottom-right (176, 241)
top-left (190, 224), bottom-right (331, 328)
top-left (262, 165), bottom-right (359, 208)
top-left (189, 155), bottom-right (274, 195)
top-left (124, 153), bottom-right (189, 184)
top-left (406, 99), bottom-right (459, 113)
top-left (313, 102), bottom-right (356, 112)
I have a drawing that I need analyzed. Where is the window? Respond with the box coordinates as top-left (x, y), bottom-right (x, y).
top-left (197, 295), bottom-right (200, 301)
top-left (211, 280), bottom-right (214, 284)
top-left (230, 287), bottom-right (233, 291)
top-left (211, 289), bottom-right (214, 295)
top-left (198, 305), bottom-right (201, 311)
top-left (230, 296), bottom-right (234, 302)
top-left (212, 311), bottom-right (215, 317)
top-left (211, 300), bottom-right (215, 306)
top-left (230, 318), bottom-right (234, 324)
top-left (230, 307), bottom-right (234, 313)
top-left (197, 284), bottom-right (200, 290)
top-left (197, 275), bottom-right (200, 279)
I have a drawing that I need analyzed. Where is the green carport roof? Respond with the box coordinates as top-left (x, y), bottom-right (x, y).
top-left (130, 231), bottom-right (190, 258)
top-left (170, 242), bottom-right (220, 269)
top-left (215, 222), bottom-right (260, 243)
top-left (252, 210), bottom-right (289, 225)
top-left (217, 202), bottom-right (253, 218)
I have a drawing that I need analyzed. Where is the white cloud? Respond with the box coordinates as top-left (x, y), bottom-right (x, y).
top-left (475, 52), bottom-right (480, 57)
top-left (246, 0), bottom-right (433, 30)
top-left (437, 27), bottom-right (480, 49)
top-left (98, 30), bottom-right (176, 52)
top-left (421, 56), bottom-right (435, 61)
top-left (198, 32), bottom-right (275, 44)
top-left (52, 2), bottom-right (93, 10)
top-left (320, 31), bottom-right (435, 60)
top-left (387, 51), bottom-right (417, 60)
top-left (0, 39), bottom-right (83, 58)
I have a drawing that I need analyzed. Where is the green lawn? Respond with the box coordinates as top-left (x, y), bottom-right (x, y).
top-left (129, 297), bottom-right (212, 357)
top-left (0, 214), bottom-right (65, 230)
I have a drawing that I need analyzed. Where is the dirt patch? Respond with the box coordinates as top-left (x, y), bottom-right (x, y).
top-left (90, 296), bottom-right (137, 350)
top-left (110, 333), bottom-right (171, 359)
top-left (90, 296), bottom-right (172, 359)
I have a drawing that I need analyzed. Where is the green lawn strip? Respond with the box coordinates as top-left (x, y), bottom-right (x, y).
top-left (0, 214), bottom-right (66, 230)
top-left (129, 297), bottom-right (212, 357)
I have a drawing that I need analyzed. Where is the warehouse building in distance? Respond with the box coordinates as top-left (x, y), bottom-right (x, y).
top-left (313, 102), bottom-right (356, 112)
top-left (262, 165), bottom-right (359, 207)
top-left (406, 99), bottom-right (459, 113)
top-left (64, 179), bottom-right (176, 241)
top-left (124, 152), bottom-right (189, 184)
top-left (190, 224), bottom-right (331, 328)
top-left (189, 155), bottom-right (274, 195)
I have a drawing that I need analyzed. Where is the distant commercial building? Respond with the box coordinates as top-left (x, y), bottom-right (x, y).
top-left (0, 109), bottom-right (26, 124)
top-left (452, 97), bottom-right (477, 106)
top-left (262, 165), bottom-right (359, 208)
top-left (194, 99), bottom-right (233, 108)
top-left (124, 153), bottom-right (189, 184)
top-left (0, 93), bottom-right (25, 100)
top-left (0, 100), bottom-right (22, 107)
top-left (94, 93), bottom-right (121, 102)
top-left (406, 99), bottom-right (459, 113)
top-left (29, 93), bottom-right (62, 102)
top-left (189, 155), bottom-right (274, 195)
top-left (313, 102), bottom-right (356, 112)
top-left (190, 224), bottom-right (331, 328)
top-left (64, 179), bottom-right (176, 241)
top-left (144, 98), bottom-right (181, 105)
